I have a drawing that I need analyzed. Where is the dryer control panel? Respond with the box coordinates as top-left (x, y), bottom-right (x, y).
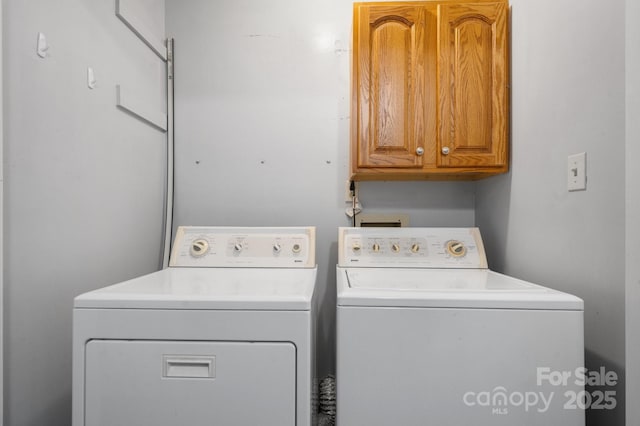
top-left (170, 226), bottom-right (316, 268)
top-left (338, 227), bottom-right (487, 269)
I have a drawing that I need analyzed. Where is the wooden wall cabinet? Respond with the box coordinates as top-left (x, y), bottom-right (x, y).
top-left (351, 0), bottom-right (509, 180)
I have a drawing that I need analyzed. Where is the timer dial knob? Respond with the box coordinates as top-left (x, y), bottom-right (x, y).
top-left (190, 239), bottom-right (209, 257)
top-left (446, 240), bottom-right (467, 257)
top-left (292, 243), bottom-right (302, 253)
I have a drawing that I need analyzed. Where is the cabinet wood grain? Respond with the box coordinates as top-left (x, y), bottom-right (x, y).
top-left (351, 0), bottom-right (509, 181)
top-left (438, 2), bottom-right (508, 168)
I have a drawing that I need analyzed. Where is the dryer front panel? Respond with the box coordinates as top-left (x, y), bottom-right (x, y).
top-left (84, 340), bottom-right (296, 426)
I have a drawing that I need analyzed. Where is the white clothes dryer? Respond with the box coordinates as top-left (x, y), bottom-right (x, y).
top-left (73, 226), bottom-right (318, 426)
top-left (336, 227), bottom-right (584, 426)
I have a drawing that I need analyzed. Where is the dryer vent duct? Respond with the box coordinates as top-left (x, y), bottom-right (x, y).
top-left (356, 213), bottom-right (409, 228)
top-left (318, 375), bottom-right (336, 425)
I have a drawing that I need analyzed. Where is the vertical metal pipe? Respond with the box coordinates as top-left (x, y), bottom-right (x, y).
top-left (161, 38), bottom-right (175, 268)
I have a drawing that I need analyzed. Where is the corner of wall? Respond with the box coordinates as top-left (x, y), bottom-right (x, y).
top-left (625, 0), bottom-right (640, 423)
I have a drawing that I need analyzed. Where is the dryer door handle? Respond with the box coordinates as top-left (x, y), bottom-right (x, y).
top-left (162, 355), bottom-right (216, 379)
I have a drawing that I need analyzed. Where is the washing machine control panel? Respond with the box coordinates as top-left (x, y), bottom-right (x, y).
top-left (170, 226), bottom-right (316, 268)
top-left (338, 227), bottom-right (487, 268)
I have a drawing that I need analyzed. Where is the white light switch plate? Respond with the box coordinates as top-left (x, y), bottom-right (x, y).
top-left (568, 152), bottom-right (587, 191)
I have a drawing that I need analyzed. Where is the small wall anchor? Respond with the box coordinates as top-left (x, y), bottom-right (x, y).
top-left (37, 32), bottom-right (49, 58)
top-left (87, 67), bottom-right (97, 89)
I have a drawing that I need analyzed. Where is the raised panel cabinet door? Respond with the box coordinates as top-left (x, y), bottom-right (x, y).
top-left (437, 2), bottom-right (508, 168)
top-left (353, 3), bottom-right (435, 168)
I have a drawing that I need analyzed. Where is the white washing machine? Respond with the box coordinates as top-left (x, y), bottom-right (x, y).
top-left (336, 227), bottom-right (585, 426)
top-left (73, 226), bottom-right (318, 426)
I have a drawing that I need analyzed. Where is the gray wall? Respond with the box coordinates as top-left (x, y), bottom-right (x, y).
top-left (165, 0), bottom-right (476, 375)
top-left (3, 0), bottom-right (166, 424)
top-left (475, 0), bottom-right (626, 424)
top-left (626, 0), bottom-right (640, 422)
top-left (0, 1), bottom-right (4, 421)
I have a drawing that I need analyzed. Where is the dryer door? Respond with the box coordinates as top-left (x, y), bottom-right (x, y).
top-left (84, 340), bottom-right (296, 426)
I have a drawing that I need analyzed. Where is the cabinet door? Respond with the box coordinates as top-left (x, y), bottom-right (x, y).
top-left (437, 2), bottom-right (508, 168)
top-left (354, 4), bottom-right (435, 168)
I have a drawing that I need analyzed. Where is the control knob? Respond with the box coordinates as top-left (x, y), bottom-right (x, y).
top-left (273, 243), bottom-right (282, 253)
top-left (391, 243), bottom-right (400, 253)
top-left (410, 243), bottom-right (420, 253)
top-left (190, 239), bottom-right (209, 257)
top-left (446, 240), bottom-right (467, 257)
top-left (372, 243), bottom-right (380, 253)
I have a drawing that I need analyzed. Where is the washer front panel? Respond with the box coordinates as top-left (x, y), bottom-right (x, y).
top-left (336, 305), bottom-right (585, 425)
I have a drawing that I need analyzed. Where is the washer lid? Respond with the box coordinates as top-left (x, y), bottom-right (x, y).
top-left (337, 268), bottom-right (583, 310)
top-left (75, 267), bottom-right (317, 311)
